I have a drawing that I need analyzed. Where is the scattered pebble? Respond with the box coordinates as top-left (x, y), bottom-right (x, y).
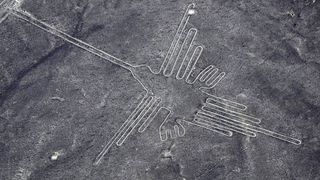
top-left (50, 97), bottom-right (65, 102)
top-left (50, 153), bottom-right (59, 161)
top-left (50, 151), bottom-right (63, 161)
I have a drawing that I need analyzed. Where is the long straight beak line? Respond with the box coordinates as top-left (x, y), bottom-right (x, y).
top-left (7, 7), bottom-right (134, 71)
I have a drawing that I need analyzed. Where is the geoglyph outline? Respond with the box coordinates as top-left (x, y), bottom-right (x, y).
top-left (0, 0), bottom-right (301, 166)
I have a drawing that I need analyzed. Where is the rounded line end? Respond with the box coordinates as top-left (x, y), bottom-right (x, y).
top-left (250, 132), bottom-right (257, 138)
top-left (188, 3), bottom-right (196, 9)
top-left (292, 139), bottom-right (302, 145)
top-left (226, 131), bottom-right (233, 137)
top-left (92, 160), bottom-right (101, 166)
top-left (92, 155), bottom-right (103, 166)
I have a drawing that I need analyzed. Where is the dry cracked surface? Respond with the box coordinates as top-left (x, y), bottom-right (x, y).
top-left (0, 0), bottom-right (320, 179)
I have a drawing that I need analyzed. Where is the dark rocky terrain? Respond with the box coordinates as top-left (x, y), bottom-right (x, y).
top-left (0, 0), bottom-right (319, 179)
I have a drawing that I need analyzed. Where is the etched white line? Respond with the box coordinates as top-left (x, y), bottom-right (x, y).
top-left (202, 101), bottom-right (261, 124)
top-left (93, 94), bottom-right (150, 165)
top-left (197, 110), bottom-right (301, 145)
top-left (165, 28), bottom-right (197, 77)
top-left (116, 97), bottom-right (157, 146)
top-left (195, 113), bottom-right (256, 137)
top-left (202, 91), bottom-right (248, 111)
top-left (185, 46), bottom-right (203, 83)
top-left (181, 119), bottom-right (233, 137)
top-left (176, 28), bottom-right (198, 80)
top-left (206, 72), bottom-right (226, 88)
top-left (8, 8), bottom-right (134, 71)
top-left (159, 3), bottom-right (195, 74)
top-left (200, 67), bottom-right (217, 82)
top-left (138, 98), bottom-right (161, 133)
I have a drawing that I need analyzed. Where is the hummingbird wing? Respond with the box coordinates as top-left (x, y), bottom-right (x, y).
top-left (94, 94), bottom-right (161, 165)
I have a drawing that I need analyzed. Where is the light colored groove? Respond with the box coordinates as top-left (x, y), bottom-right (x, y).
top-left (198, 109), bottom-right (258, 129)
top-left (184, 46), bottom-right (203, 83)
top-left (181, 119), bottom-right (233, 137)
top-left (207, 72), bottom-right (225, 87)
top-left (162, 121), bottom-right (186, 140)
top-left (174, 119), bottom-right (186, 137)
top-left (171, 121), bottom-right (186, 139)
top-left (197, 110), bottom-right (301, 145)
top-left (205, 96), bottom-right (247, 111)
top-left (0, 0), bottom-right (12, 24)
top-left (203, 67), bottom-right (217, 82)
top-left (8, 7), bottom-right (134, 71)
top-left (159, 3), bottom-right (195, 74)
top-left (200, 67), bottom-right (217, 82)
top-left (165, 28), bottom-right (197, 77)
top-left (158, 112), bottom-right (186, 141)
top-left (159, 111), bottom-right (173, 141)
top-left (7, 7), bottom-right (155, 94)
top-left (205, 69), bottom-right (219, 85)
top-left (114, 96), bottom-right (153, 142)
top-left (194, 65), bottom-right (214, 82)
top-left (93, 95), bottom-right (151, 165)
top-left (0, 11), bottom-right (8, 23)
top-left (162, 129), bottom-right (171, 141)
top-left (195, 113), bottom-right (256, 137)
top-left (176, 28), bottom-right (198, 80)
top-left (168, 129), bottom-right (176, 139)
top-left (202, 101), bottom-right (261, 124)
top-left (204, 68), bottom-right (219, 84)
top-left (138, 98), bottom-right (161, 133)
top-left (116, 96), bottom-right (156, 146)
top-left (2, 3), bottom-right (301, 166)
top-left (202, 91), bottom-right (247, 111)
top-left (163, 17), bottom-right (189, 76)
